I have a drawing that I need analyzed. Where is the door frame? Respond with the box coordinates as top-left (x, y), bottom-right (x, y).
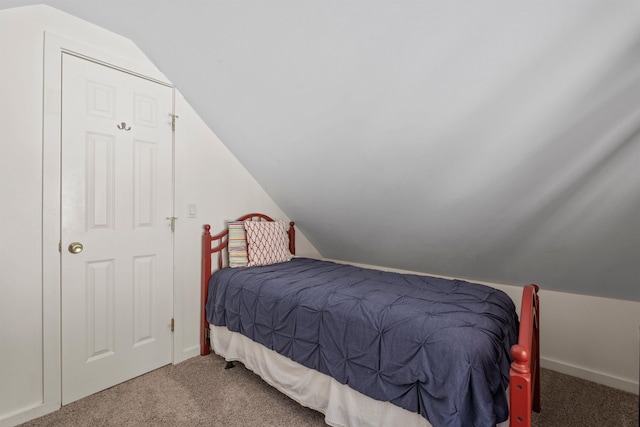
top-left (43, 32), bottom-right (176, 410)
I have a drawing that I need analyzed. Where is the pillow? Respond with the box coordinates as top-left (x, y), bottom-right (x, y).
top-left (244, 220), bottom-right (292, 266)
top-left (227, 221), bottom-right (248, 268)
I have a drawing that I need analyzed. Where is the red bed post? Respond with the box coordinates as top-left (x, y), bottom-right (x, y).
top-left (509, 284), bottom-right (540, 427)
top-left (200, 224), bottom-right (212, 356)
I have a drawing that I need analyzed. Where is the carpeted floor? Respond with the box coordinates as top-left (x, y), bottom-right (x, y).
top-left (20, 353), bottom-right (639, 427)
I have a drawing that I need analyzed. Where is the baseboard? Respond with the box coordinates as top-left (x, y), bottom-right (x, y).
top-left (541, 357), bottom-right (639, 395)
top-left (0, 401), bottom-right (60, 427)
top-left (177, 345), bottom-right (201, 364)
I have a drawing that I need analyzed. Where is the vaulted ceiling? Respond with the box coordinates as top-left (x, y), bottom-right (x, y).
top-left (2, 0), bottom-right (640, 301)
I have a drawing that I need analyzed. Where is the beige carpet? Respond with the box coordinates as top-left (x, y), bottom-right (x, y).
top-left (20, 353), bottom-right (638, 427)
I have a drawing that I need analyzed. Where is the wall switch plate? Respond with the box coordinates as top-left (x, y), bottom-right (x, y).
top-left (187, 203), bottom-right (197, 218)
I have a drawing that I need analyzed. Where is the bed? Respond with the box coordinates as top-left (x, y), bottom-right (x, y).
top-left (200, 213), bottom-right (540, 427)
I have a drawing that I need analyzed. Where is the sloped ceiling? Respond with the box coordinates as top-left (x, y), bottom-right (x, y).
top-left (2, 1), bottom-right (640, 301)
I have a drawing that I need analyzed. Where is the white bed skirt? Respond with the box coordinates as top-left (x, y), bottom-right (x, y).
top-left (210, 325), bottom-right (509, 427)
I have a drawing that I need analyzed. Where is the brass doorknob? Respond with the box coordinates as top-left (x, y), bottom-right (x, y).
top-left (68, 242), bottom-right (84, 254)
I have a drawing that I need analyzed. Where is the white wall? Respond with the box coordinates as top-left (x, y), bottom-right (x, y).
top-left (0, 6), bottom-right (46, 423)
top-left (0, 5), bottom-right (319, 426)
top-left (538, 290), bottom-right (639, 393)
top-left (172, 91), bottom-right (320, 362)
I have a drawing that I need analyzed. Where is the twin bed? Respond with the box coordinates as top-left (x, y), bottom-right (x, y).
top-left (200, 213), bottom-right (540, 427)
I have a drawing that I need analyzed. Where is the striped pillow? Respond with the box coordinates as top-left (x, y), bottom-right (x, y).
top-left (244, 220), bottom-right (292, 266)
top-left (228, 221), bottom-right (248, 268)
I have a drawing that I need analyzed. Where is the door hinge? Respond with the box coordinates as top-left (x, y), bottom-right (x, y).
top-left (170, 114), bottom-right (179, 131)
top-left (170, 318), bottom-right (175, 332)
top-left (166, 216), bottom-right (178, 232)
top-left (58, 241), bottom-right (62, 252)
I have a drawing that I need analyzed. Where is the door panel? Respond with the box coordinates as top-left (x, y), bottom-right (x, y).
top-left (85, 259), bottom-right (115, 362)
top-left (61, 53), bottom-right (173, 405)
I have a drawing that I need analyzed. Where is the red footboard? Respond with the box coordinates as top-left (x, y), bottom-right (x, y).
top-left (200, 214), bottom-right (295, 356)
top-left (509, 284), bottom-right (541, 427)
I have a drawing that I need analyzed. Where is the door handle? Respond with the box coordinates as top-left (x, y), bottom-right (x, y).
top-left (68, 242), bottom-right (84, 254)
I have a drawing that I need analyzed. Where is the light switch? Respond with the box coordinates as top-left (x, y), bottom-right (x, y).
top-left (187, 203), bottom-right (197, 218)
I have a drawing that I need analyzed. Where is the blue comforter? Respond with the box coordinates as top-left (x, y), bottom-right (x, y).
top-left (206, 258), bottom-right (518, 427)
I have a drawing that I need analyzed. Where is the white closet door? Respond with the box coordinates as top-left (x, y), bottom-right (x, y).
top-left (61, 53), bottom-right (173, 405)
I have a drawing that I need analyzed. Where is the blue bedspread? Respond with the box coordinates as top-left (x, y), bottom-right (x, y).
top-left (206, 258), bottom-right (518, 427)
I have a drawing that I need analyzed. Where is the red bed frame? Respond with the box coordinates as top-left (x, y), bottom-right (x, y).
top-left (200, 214), bottom-right (540, 427)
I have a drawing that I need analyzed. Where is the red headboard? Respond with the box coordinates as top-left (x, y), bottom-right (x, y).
top-left (200, 213), bottom-right (296, 355)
